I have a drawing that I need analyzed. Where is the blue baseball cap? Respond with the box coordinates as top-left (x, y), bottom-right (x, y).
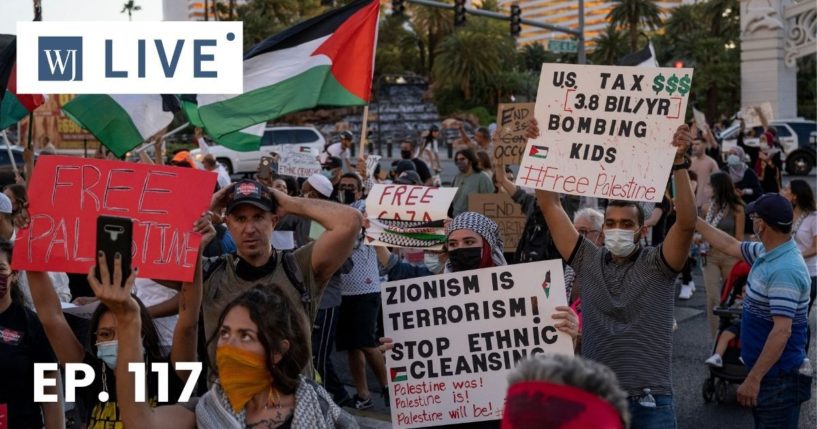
top-left (747, 193), bottom-right (793, 229)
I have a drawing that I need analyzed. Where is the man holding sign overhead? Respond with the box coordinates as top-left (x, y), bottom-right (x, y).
top-left (520, 64), bottom-right (696, 428)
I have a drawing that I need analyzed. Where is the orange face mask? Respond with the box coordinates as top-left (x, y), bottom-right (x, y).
top-left (216, 345), bottom-right (272, 412)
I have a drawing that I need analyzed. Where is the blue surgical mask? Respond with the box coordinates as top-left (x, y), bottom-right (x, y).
top-left (727, 154), bottom-right (742, 166)
top-left (321, 169), bottom-right (334, 180)
top-left (96, 340), bottom-right (118, 370)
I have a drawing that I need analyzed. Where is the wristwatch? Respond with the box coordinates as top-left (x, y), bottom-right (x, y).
top-left (672, 156), bottom-right (691, 171)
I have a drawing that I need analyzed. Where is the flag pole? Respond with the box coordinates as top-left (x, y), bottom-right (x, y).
top-left (359, 105), bottom-right (369, 157)
top-left (1, 131), bottom-right (19, 176)
top-left (133, 122), bottom-right (190, 154)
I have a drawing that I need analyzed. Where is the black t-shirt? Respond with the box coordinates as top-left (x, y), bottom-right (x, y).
top-left (0, 302), bottom-right (57, 429)
top-left (80, 352), bottom-right (184, 427)
top-left (411, 158), bottom-right (432, 183)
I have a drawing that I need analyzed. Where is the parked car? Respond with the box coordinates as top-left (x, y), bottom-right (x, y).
top-left (718, 119), bottom-right (817, 176)
top-left (0, 145), bottom-right (26, 186)
top-left (190, 126), bottom-right (326, 175)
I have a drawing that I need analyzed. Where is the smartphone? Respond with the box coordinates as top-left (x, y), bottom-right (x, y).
top-left (95, 216), bottom-right (133, 285)
top-left (257, 156), bottom-right (276, 180)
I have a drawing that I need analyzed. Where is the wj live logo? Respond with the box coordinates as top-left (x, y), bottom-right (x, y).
top-left (39, 37), bottom-right (83, 81)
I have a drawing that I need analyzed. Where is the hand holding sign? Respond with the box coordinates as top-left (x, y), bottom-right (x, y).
top-left (672, 124), bottom-right (692, 162)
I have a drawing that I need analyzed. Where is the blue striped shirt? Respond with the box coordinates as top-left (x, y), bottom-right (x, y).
top-left (740, 240), bottom-right (810, 374)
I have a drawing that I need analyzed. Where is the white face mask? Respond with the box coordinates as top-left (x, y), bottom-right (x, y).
top-left (424, 253), bottom-right (444, 274)
top-left (604, 229), bottom-right (638, 257)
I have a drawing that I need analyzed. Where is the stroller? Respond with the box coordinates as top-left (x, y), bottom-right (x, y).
top-left (702, 261), bottom-right (751, 403)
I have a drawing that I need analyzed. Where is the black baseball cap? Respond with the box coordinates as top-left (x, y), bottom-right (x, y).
top-left (747, 193), bottom-right (793, 228)
top-left (323, 156), bottom-right (343, 169)
top-left (226, 180), bottom-right (276, 214)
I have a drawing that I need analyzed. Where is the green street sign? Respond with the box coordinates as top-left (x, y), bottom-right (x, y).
top-left (548, 39), bottom-right (578, 54)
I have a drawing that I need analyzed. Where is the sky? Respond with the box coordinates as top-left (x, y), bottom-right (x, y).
top-left (0, 0), bottom-right (164, 34)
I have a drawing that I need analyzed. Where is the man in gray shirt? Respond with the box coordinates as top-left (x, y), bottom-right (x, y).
top-left (534, 123), bottom-right (696, 429)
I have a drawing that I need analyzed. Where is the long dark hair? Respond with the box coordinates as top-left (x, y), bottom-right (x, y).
top-left (88, 296), bottom-right (164, 362)
top-left (790, 179), bottom-right (816, 212)
top-left (456, 149), bottom-right (482, 173)
top-left (207, 286), bottom-right (310, 395)
top-left (710, 172), bottom-right (744, 211)
top-left (0, 240), bottom-right (24, 306)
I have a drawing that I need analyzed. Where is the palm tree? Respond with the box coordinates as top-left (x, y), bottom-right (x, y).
top-left (121, 0), bottom-right (141, 21)
top-left (432, 25), bottom-right (512, 100)
top-left (591, 26), bottom-right (629, 65)
top-left (409, 2), bottom-right (454, 79)
top-left (607, 0), bottom-right (663, 51)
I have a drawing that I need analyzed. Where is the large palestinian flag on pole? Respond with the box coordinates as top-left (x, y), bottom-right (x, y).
top-left (191, 0), bottom-right (379, 143)
top-left (0, 35), bottom-right (46, 130)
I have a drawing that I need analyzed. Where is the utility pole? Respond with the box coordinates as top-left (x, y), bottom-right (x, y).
top-left (577, 0), bottom-right (586, 64)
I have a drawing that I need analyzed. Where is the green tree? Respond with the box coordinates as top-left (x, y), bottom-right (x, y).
top-left (121, 0), bottom-right (141, 21)
top-left (520, 43), bottom-right (550, 72)
top-left (607, 0), bottom-right (663, 51)
top-left (237, 0), bottom-right (323, 49)
top-left (375, 13), bottom-right (423, 77)
top-left (591, 26), bottom-right (629, 65)
top-left (408, 1), bottom-right (454, 79)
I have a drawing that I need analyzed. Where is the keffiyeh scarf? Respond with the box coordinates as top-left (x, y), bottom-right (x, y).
top-left (445, 211), bottom-right (507, 271)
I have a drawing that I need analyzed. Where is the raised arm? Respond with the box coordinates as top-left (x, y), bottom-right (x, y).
top-left (273, 190), bottom-right (363, 285)
top-left (90, 255), bottom-right (196, 429)
top-left (26, 271), bottom-right (85, 364)
top-left (493, 161), bottom-right (517, 195)
top-left (526, 119), bottom-right (580, 260)
top-left (661, 125), bottom-right (697, 271)
top-left (696, 217), bottom-right (743, 260)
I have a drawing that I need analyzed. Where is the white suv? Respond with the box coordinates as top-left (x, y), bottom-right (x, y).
top-left (191, 126), bottom-right (326, 175)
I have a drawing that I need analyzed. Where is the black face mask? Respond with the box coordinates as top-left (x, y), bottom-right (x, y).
top-left (339, 189), bottom-right (357, 204)
top-left (447, 247), bottom-right (482, 272)
top-left (400, 150), bottom-right (413, 159)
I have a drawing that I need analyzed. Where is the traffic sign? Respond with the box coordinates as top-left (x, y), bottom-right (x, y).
top-left (548, 39), bottom-right (578, 54)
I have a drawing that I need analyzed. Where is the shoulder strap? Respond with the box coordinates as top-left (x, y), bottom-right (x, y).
top-left (278, 250), bottom-right (309, 305)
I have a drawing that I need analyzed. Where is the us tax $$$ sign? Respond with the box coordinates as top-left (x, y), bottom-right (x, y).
top-left (11, 157), bottom-right (216, 282)
top-left (517, 64), bottom-right (693, 203)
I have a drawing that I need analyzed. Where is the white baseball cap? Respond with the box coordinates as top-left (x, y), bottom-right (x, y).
top-left (0, 193), bottom-right (12, 214)
top-left (306, 174), bottom-right (333, 198)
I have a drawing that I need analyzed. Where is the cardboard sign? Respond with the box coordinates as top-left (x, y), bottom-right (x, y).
top-left (273, 145), bottom-right (321, 178)
top-left (493, 103), bottom-right (535, 165)
top-left (468, 193), bottom-right (525, 252)
top-left (364, 184), bottom-right (457, 249)
top-left (516, 64), bottom-right (693, 203)
top-left (382, 261), bottom-right (573, 428)
top-left (366, 155), bottom-right (382, 180)
top-left (739, 102), bottom-right (774, 128)
top-left (11, 156), bottom-right (216, 282)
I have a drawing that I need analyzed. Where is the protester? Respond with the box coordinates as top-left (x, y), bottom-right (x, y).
top-left (399, 140), bottom-right (432, 184)
top-left (695, 193), bottom-right (812, 426)
top-left (699, 172), bottom-right (745, 336)
top-left (690, 137), bottom-right (720, 211)
top-left (533, 119), bottom-right (695, 428)
top-left (0, 240), bottom-right (63, 429)
top-left (95, 258), bottom-right (358, 428)
top-left (782, 180), bottom-right (817, 316)
top-left (643, 186), bottom-right (672, 246)
top-left (418, 125), bottom-right (442, 174)
top-left (3, 183), bottom-right (29, 229)
top-left (502, 354), bottom-right (630, 429)
top-left (476, 151), bottom-right (494, 180)
top-left (202, 154), bottom-right (231, 190)
top-left (459, 124), bottom-right (493, 153)
top-left (322, 130), bottom-right (354, 173)
top-left (322, 156), bottom-right (345, 192)
top-left (568, 208), bottom-right (605, 351)
top-left (337, 197), bottom-right (388, 410)
top-left (201, 179), bottom-right (362, 376)
top-left (727, 147), bottom-right (763, 206)
top-left (756, 134), bottom-right (782, 193)
top-left (451, 149), bottom-right (495, 217)
top-left (171, 151), bottom-right (196, 168)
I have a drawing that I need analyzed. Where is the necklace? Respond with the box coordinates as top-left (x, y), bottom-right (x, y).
top-left (791, 211), bottom-right (812, 237)
top-left (705, 203), bottom-right (726, 227)
top-left (245, 389), bottom-right (289, 429)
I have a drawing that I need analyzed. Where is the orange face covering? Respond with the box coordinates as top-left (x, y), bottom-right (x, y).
top-left (216, 345), bottom-right (273, 412)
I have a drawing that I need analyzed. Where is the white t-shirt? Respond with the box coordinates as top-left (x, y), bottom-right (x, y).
top-left (326, 142), bottom-right (349, 160)
top-left (216, 164), bottom-right (231, 189)
top-left (794, 211), bottom-right (817, 277)
top-left (133, 278), bottom-right (179, 349)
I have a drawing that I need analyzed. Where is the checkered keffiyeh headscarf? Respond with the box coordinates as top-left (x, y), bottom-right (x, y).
top-left (446, 212), bottom-right (507, 268)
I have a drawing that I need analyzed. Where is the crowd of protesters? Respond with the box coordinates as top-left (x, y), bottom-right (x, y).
top-left (0, 111), bottom-right (813, 429)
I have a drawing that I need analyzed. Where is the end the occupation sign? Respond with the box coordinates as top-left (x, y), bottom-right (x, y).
top-left (517, 64), bottom-right (693, 203)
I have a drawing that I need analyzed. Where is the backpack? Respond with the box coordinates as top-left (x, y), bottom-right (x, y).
top-left (514, 206), bottom-right (560, 263)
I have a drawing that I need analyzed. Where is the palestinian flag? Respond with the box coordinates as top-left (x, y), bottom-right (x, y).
top-left (529, 145), bottom-right (549, 159)
top-left (181, 94), bottom-right (265, 152)
top-left (390, 367), bottom-right (407, 382)
top-left (62, 95), bottom-right (177, 157)
top-left (191, 0), bottom-right (379, 142)
top-left (0, 36), bottom-right (46, 130)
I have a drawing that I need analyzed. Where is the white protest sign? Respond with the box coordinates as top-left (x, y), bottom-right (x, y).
top-left (382, 261), bottom-right (573, 428)
top-left (739, 102), bottom-right (774, 128)
top-left (273, 145), bottom-right (321, 178)
top-left (692, 106), bottom-right (709, 136)
top-left (516, 64), bottom-right (693, 203)
top-left (364, 184), bottom-right (457, 249)
top-left (366, 155), bottom-right (382, 179)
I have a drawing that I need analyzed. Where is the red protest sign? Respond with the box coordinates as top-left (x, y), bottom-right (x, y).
top-left (11, 156), bottom-right (216, 282)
